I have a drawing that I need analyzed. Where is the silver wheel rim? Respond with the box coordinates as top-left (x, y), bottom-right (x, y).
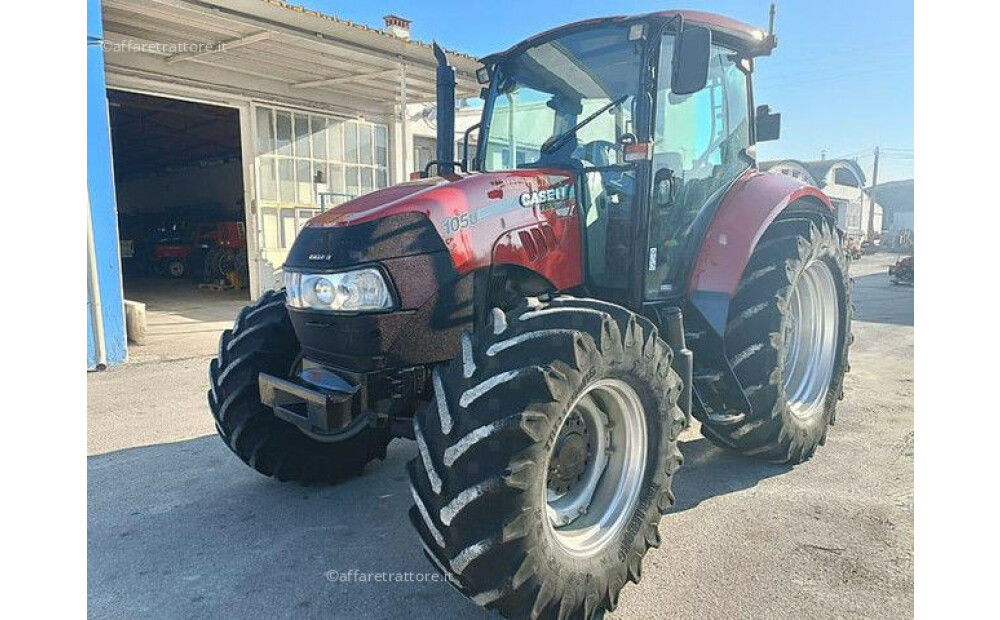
top-left (782, 259), bottom-right (840, 419)
top-left (544, 379), bottom-right (647, 557)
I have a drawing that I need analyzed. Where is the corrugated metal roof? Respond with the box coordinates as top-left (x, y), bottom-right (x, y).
top-left (258, 0), bottom-right (477, 61)
top-left (101, 0), bottom-right (481, 116)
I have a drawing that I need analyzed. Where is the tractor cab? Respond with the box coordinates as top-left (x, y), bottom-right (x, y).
top-left (470, 11), bottom-right (779, 310)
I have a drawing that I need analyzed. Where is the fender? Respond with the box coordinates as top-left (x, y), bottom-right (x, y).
top-left (686, 169), bottom-right (833, 333)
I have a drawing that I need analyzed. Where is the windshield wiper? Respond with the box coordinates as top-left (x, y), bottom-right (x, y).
top-left (540, 94), bottom-right (628, 154)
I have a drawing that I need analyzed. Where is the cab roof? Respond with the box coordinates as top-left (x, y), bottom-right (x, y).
top-left (481, 10), bottom-right (775, 64)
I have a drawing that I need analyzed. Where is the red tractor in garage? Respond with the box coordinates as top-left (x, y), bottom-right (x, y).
top-left (209, 9), bottom-right (851, 619)
top-left (153, 220), bottom-right (247, 282)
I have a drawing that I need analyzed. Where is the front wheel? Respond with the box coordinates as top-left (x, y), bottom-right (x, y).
top-left (207, 290), bottom-right (390, 483)
top-left (408, 296), bottom-right (685, 618)
top-left (700, 216), bottom-right (852, 463)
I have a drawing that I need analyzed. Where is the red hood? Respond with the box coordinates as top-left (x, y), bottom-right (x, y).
top-left (306, 170), bottom-right (573, 229)
top-left (307, 176), bottom-right (445, 228)
top-left (303, 169), bottom-right (583, 290)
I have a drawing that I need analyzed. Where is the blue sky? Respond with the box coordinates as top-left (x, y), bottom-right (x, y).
top-left (301, 1), bottom-right (914, 182)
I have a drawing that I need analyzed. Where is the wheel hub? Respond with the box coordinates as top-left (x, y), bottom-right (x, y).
top-left (547, 413), bottom-right (591, 494)
top-left (544, 379), bottom-right (647, 558)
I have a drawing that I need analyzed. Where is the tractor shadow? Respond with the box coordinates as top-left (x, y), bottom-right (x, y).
top-left (671, 436), bottom-right (792, 512)
top-left (850, 271), bottom-right (913, 327)
top-left (88, 433), bottom-right (790, 618)
top-left (88, 435), bottom-right (496, 619)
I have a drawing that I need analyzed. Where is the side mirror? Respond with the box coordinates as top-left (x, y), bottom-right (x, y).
top-left (671, 26), bottom-right (711, 95)
top-left (653, 168), bottom-right (677, 208)
top-left (755, 105), bottom-right (781, 142)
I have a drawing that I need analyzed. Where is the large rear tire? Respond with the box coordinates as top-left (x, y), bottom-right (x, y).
top-left (700, 216), bottom-right (852, 463)
top-left (207, 290), bottom-right (390, 483)
top-left (408, 295), bottom-right (685, 619)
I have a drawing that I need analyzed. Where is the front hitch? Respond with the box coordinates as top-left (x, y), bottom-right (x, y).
top-left (259, 363), bottom-right (374, 442)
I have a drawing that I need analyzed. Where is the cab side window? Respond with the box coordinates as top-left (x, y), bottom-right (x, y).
top-left (646, 42), bottom-right (751, 298)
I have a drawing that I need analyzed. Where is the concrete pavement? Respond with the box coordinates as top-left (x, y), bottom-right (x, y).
top-left (88, 253), bottom-right (913, 618)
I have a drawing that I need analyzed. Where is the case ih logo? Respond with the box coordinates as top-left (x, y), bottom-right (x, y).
top-left (519, 184), bottom-right (575, 215)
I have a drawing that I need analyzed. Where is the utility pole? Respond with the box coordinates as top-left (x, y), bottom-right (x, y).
top-left (866, 146), bottom-right (880, 241)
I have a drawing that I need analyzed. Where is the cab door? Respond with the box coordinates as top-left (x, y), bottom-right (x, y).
top-left (645, 37), bottom-right (753, 300)
top-left (576, 97), bottom-right (647, 309)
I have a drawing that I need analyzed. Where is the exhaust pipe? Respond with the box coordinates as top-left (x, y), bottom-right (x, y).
top-left (433, 42), bottom-right (456, 175)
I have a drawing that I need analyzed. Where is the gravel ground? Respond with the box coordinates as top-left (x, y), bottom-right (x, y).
top-left (88, 253), bottom-right (913, 619)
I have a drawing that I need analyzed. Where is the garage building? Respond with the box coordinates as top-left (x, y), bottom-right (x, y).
top-left (87, 0), bottom-right (479, 369)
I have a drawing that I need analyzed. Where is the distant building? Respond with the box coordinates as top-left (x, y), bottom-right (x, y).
top-left (761, 158), bottom-right (880, 240)
top-left (868, 179), bottom-right (914, 248)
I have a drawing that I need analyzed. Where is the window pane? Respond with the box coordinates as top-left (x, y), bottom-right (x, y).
top-left (645, 40), bottom-right (751, 299)
top-left (278, 159), bottom-right (294, 203)
top-left (255, 108), bottom-right (274, 155)
top-left (313, 162), bottom-right (327, 186)
top-left (359, 124), bottom-right (373, 165)
top-left (327, 164), bottom-right (345, 204)
top-left (311, 116), bottom-right (328, 161)
top-left (329, 121), bottom-right (344, 162)
top-left (345, 165), bottom-right (360, 199)
top-left (296, 160), bottom-right (313, 204)
top-left (280, 209), bottom-right (297, 248)
top-left (258, 157), bottom-right (277, 202)
top-left (376, 168), bottom-right (388, 189)
top-left (275, 111), bottom-right (292, 156)
top-left (261, 207), bottom-right (279, 249)
top-left (344, 121), bottom-right (359, 163)
top-left (298, 209), bottom-right (318, 231)
top-left (293, 114), bottom-right (310, 158)
top-left (360, 167), bottom-right (373, 193)
top-left (374, 125), bottom-right (388, 167)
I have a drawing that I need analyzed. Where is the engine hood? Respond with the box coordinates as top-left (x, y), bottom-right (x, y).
top-left (286, 168), bottom-right (583, 296)
top-left (305, 170), bottom-right (574, 229)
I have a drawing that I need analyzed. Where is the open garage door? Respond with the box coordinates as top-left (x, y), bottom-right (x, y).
top-left (108, 89), bottom-right (251, 360)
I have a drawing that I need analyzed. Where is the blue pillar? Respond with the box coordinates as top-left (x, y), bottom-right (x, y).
top-left (87, 0), bottom-right (127, 368)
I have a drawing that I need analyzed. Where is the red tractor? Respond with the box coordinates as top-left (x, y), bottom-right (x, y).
top-left (153, 220), bottom-right (246, 281)
top-left (209, 9), bottom-right (851, 619)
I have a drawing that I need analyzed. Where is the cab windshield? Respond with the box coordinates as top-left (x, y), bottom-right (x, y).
top-left (479, 24), bottom-right (644, 171)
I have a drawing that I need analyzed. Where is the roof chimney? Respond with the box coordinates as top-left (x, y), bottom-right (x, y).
top-left (383, 14), bottom-right (411, 40)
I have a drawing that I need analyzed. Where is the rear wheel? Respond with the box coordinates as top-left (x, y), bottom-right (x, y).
top-left (207, 290), bottom-right (390, 483)
top-left (700, 216), bottom-right (852, 463)
top-left (408, 295), bottom-right (685, 618)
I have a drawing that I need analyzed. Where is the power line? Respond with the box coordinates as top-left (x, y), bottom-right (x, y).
top-left (829, 147), bottom-right (913, 160)
top-left (832, 148), bottom-right (875, 159)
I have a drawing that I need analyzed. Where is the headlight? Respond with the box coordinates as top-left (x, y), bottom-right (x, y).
top-left (283, 268), bottom-right (394, 312)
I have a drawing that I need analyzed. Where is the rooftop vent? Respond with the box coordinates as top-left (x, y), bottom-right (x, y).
top-left (383, 14), bottom-right (411, 40)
